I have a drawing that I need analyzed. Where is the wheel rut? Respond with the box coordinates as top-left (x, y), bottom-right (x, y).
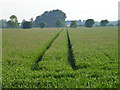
top-left (32, 30), bottom-right (63, 70)
top-left (67, 30), bottom-right (77, 70)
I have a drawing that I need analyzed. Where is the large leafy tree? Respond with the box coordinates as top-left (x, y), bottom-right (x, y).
top-left (7, 15), bottom-right (19, 28)
top-left (70, 21), bottom-right (77, 28)
top-left (10, 15), bottom-right (17, 22)
top-left (35, 9), bottom-right (66, 27)
top-left (100, 20), bottom-right (109, 27)
top-left (85, 19), bottom-right (95, 28)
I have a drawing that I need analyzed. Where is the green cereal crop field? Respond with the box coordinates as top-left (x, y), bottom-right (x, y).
top-left (2, 27), bottom-right (118, 88)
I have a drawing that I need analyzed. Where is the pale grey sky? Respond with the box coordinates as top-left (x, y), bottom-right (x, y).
top-left (0, 0), bottom-right (119, 22)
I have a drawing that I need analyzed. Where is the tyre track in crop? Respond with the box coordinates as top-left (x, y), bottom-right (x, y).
top-left (32, 30), bottom-right (63, 70)
top-left (67, 30), bottom-right (77, 70)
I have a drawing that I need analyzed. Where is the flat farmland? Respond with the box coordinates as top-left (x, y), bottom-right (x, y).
top-left (2, 27), bottom-right (118, 88)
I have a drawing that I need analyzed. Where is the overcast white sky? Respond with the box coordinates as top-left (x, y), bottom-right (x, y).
top-left (0, 0), bottom-right (119, 22)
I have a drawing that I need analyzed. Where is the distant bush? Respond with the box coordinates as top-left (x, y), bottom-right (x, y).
top-left (22, 21), bottom-right (32, 29)
top-left (85, 19), bottom-right (95, 28)
top-left (100, 20), bottom-right (109, 27)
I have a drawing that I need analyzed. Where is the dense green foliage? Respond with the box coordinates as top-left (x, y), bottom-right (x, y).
top-left (85, 19), bottom-right (95, 28)
top-left (34, 9), bottom-right (66, 27)
top-left (100, 20), bottom-right (109, 27)
top-left (7, 15), bottom-right (19, 28)
top-left (22, 21), bottom-right (32, 29)
top-left (2, 27), bottom-right (118, 88)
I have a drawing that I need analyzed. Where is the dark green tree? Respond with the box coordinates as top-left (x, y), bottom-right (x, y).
top-left (7, 15), bottom-right (19, 28)
top-left (22, 21), bottom-right (32, 29)
top-left (100, 20), bottom-right (109, 27)
top-left (70, 21), bottom-right (77, 28)
top-left (85, 19), bottom-right (95, 28)
top-left (35, 9), bottom-right (66, 27)
top-left (10, 15), bottom-right (17, 22)
top-left (40, 22), bottom-right (46, 28)
top-left (55, 20), bottom-right (65, 28)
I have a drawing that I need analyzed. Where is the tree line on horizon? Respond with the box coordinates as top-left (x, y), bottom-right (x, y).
top-left (0, 9), bottom-right (117, 29)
